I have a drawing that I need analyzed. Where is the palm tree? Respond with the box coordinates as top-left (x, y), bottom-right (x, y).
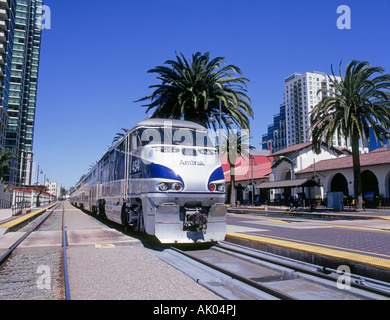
top-left (310, 60), bottom-right (390, 211)
top-left (112, 128), bottom-right (129, 144)
top-left (0, 149), bottom-right (15, 181)
top-left (136, 52), bottom-right (253, 129)
top-left (88, 161), bottom-right (98, 170)
top-left (219, 130), bottom-right (254, 207)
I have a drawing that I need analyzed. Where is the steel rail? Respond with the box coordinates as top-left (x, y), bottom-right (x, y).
top-left (62, 203), bottom-right (71, 300)
top-left (0, 203), bottom-right (61, 266)
top-left (170, 246), bottom-right (297, 300)
top-left (0, 202), bottom-right (71, 301)
top-left (217, 241), bottom-right (390, 299)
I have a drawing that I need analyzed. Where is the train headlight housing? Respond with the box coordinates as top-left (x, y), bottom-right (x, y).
top-left (157, 182), bottom-right (169, 192)
top-left (156, 182), bottom-right (183, 192)
top-left (217, 184), bottom-right (225, 193)
top-left (209, 183), bottom-right (225, 192)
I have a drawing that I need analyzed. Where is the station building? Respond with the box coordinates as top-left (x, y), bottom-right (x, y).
top-left (295, 145), bottom-right (390, 207)
top-left (255, 142), bottom-right (390, 208)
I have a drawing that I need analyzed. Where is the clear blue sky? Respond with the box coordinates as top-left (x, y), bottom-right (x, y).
top-left (32, 0), bottom-right (390, 189)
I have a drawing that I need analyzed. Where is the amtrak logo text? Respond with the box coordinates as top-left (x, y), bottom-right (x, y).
top-left (180, 160), bottom-right (205, 166)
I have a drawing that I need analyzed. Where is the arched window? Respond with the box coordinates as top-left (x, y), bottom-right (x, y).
top-left (361, 170), bottom-right (379, 203)
top-left (330, 173), bottom-right (348, 195)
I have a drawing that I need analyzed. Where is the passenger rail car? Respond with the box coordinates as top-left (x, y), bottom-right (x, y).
top-left (70, 119), bottom-right (227, 243)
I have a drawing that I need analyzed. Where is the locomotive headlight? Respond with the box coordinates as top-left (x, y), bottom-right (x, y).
top-left (209, 183), bottom-right (225, 192)
top-left (217, 184), bottom-right (225, 192)
top-left (171, 182), bottom-right (183, 191)
top-left (157, 182), bottom-right (169, 192)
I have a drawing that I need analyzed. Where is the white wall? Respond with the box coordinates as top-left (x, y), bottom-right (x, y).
top-left (297, 164), bottom-right (390, 199)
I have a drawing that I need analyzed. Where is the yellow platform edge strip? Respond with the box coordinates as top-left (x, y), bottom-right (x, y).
top-left (0, 202), bottom-right (59, 229)
top-left (226, 232), bottom-right (390, 270)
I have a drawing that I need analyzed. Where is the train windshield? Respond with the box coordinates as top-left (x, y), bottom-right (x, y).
top-left (139, 127), bottom-right (214, 148)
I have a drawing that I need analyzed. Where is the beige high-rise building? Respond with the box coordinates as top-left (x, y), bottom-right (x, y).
top-left (284, 71), bottom-right (345, 147)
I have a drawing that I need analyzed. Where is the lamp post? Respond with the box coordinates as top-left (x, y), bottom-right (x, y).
top-left (36, 165), bottom-right (40, 185)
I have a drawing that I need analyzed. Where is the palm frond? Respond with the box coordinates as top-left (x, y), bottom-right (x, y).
top-left (136, 51), bottom-right (254, 129)
top-left (311, 60), bottom-right (390, 153)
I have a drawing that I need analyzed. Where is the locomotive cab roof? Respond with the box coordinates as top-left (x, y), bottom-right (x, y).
top-left (108, 118), bottom-right (209, 153)
top-left (131, 118), bottom-right (207, 132)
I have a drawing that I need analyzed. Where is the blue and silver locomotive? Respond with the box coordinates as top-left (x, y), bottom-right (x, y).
top-left (70, 118), bottom-right (227, 243)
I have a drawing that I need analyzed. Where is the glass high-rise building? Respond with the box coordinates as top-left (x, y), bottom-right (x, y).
top-left (261, 104), bottom-right (286, 153)
top-left (4, 0), bottom-right (43, 186)
top-left (0, 0), bottom-right (16, 151)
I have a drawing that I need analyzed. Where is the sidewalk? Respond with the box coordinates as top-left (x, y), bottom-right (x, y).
top-left (0, 208), bottom-right (12, 221)
top-left (228, 204), bottom-right (390, 220)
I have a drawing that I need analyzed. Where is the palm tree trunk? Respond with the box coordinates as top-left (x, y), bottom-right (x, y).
top-left (230, 164), bottom-right (236, 207)
top-left (351, 134), bottom-right (363, 211)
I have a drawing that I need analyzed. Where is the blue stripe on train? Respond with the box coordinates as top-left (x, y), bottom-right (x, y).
top-left (139, 161), bottom-right (224, 188)
top-left (208, 167), bottom-right (224, 185)
top-left (145, 163), bottom-right (184, 184)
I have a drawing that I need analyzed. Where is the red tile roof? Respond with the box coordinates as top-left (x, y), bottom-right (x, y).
top-left (270, 141), bottom-right (313, 156)
top-left (270, 141), bottom-right (347, 157)
top-left (222, 155), bottom-right (273, 182)
top-left (296, 147), bottom-right (390, 174)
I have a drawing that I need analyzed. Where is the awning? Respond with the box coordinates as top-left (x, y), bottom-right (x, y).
top-left (256, 178), bottom-right (319, 189)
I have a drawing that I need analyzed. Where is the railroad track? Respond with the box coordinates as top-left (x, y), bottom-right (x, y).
top-left (4, 201), bottom-right (388, 301)
top-left (164, 241), bottom-right (390, 300)
top-left (0, 202), bottom-right (70, 300)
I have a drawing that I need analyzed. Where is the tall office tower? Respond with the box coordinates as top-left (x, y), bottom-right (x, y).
top-left (5, 0), bottom-right (43, 186)
top-left (261, 104), bottom-right (286, 153)
top-left (0, 0), bottom-right (16, 151)
top-left (284, 71), bottom-right (344, 147)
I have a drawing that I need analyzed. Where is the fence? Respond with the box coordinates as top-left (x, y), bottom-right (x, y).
top-left (11, 186), bottom-right (57, 216)
top-left (0, 184), bottom-right (12, 210)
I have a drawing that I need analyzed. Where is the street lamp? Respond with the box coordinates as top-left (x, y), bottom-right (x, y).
top-left (36, 167), bottom-right (43, 186)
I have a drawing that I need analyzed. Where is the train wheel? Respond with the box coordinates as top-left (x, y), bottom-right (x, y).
top-left (134, 212), bottom-right (144, 232)
top-left (98, 200), bottom-right (106, 219)
top-left (121, 207), bottom-right (130, 232)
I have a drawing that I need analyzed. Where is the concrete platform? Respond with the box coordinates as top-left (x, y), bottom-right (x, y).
top-left (62, 201), bottom-right (221, 300)
top-left (226, 210), bottom-right (390, 282)
top-left (0, 203), bottom-right (59, 235)
top-left (66, 229), bottom-right (140, 246)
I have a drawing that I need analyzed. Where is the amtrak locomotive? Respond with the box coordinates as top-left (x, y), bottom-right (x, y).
top-left (70, 119), bottom-right (227, 243)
